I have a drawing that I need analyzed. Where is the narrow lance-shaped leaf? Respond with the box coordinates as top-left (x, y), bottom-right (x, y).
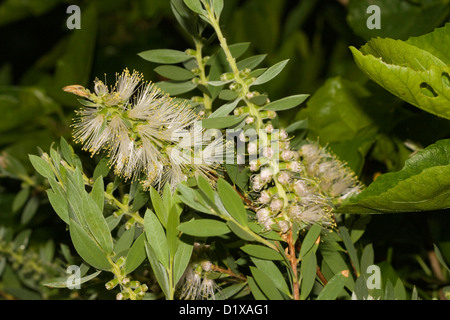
top-left (177, 219), bottom-right (230, 237)
top-left (251, 59), bottom-right (289, 86)
top-left (138, 49), bottom-right (191, 64)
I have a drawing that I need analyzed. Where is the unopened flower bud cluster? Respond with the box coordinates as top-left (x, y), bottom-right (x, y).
top-left (248, 123), bottom-right (362, 232)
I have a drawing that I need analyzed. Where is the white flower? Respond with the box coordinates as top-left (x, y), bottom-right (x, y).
top-left (66, 69), bottom-right (219, 191)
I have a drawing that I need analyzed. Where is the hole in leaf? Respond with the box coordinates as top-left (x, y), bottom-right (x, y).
top-left (442, 72), bottom-right (450, 88)
top-left (420, 82), bottom-right (438, 98)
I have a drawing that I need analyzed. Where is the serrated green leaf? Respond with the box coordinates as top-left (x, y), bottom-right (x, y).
top-left (251, 59), bottom-right (289, 86)
top-left (138, 49), bottom-right (191, 64)
top-left (178, 218), bottom-right (230, 237)
top-left (339, 139), bottom-right (450, 213)
top-left (261, 94), bottom-right (309, 111)
top-left (350, 33), bottom-right (450, 119)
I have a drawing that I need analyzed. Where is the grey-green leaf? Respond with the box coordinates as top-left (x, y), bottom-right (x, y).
top-left (68, 219), bottom-right (111, 271)
top-left (138, 49), bottom-right (191, 64)
top-left (251, 59), bottom-right (289, 86)
top-left (178, 218), bottom-right (230, 237)
top-left (261, 94), bottom-right (309, 111)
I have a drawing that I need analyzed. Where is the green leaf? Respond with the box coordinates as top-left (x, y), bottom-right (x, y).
top-left (81, 191), bottom-right (113, 254)
top-left (183, 0), bottom-right (206, 15)
top-left (317, 271), bottom-right (349, 300)
top-left (155, 80), bottom-right (197, 96)
top-left (59, 137), bottom-right (74, 166)
top-left (176, 184), bottom-right (212, 214)
top-left (150, 187), bottom-right (168, 227)
top-left (68, 219), bottom-right (111, 271)
top-left (173, 235), bottom-right (194, 286)
top-left (124, 233), bottom-right (146, 274)
top-left (43, 270), bottom-right (102, 289)
top-left (250, 266), bottom-right (284, 300)
top-left (12, 186), bottom-right (30, 213)
top-left (407, 23), bottom-right (450, 65)
top-left (29, 155), bottom-right (54, 179)
top-left (251, 59), bottom-right (289, 86)
top-left (21, 196), bottom-right (39, 224)
top-left (226, 220), bottom-right (257, 241)
top-left (145, 241), bottom-right (170, 298)
top-left (241, 244), bottom-right (283, 261)
top-left (138, 49), bottom-right (191, 64)
top-left (299, 224), bottom-right (322, 260)
top-left (247, 276), bottom-right (267, 300)
top-left (217, 178), bottom-right (248, 226)
top-left (114, 226), bottom-right (135, 256)
top-left (360, 244), bottom-right (375, 275)
top-left (144, 209), bottom-right (169, 268)
top-left (299, 250), bottom-right (317, 300)
top-left (251, 258), bottom-right (290, 296)
top-left (178, 218), bottom-right (230, 237)
top-left (154, 65), bottom-right (195, 81)
top-left (90, 176), bottom-right (104, 213)
top-left (46, 190), bottom-right (69, 224)
top-left (166, 206), bottom-right (180, 257)
top-left (236, 54), bottom-right (267, 71)
top-left (261, 94), bottom-right (309, 111)
top-left (350, 32), bottom-right (450, 119)
top-left (339, 139), bottom-right (450, 213)
top-left (201, 115), bottom-right (246, 129)
top-left (434, 243), bottom-right (450, 273)
top-left (209, 99), bottom-right (240, 118)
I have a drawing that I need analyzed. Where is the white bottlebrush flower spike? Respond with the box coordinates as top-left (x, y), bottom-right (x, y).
top-left (63, 68), bottom-right (219, 190)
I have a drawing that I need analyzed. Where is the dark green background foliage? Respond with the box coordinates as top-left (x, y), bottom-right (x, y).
top-left (0, 0), bottom-right (449, 300)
